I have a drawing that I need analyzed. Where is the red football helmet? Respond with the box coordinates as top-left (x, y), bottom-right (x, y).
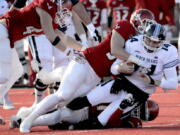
top-left (131, 99), bottom-right (159, 121)
top-left (130, 9), bottom-right (155, 34)
top-left (55, 7), bottom-right (72, 28)
top-left (144, 99), bottom-right (159, 121)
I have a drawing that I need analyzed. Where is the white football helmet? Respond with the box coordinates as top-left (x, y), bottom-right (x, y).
top-left (143, 23), bottom-right (166, 53)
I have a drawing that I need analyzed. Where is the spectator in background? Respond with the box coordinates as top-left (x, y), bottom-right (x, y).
top-left (159, 0), bottom-right (176, 42)
top-left (80, 0), bottom-right (108, 42)
top-left (135, 0), bottom-right (175, 27)
top-left (107, 0), bottom-right (135, 29)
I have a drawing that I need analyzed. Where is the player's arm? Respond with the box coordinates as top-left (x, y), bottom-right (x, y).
top-left (36, 7), bottom-right (82, 53)
top-left (55, 29), bottom-right (83, 51)
top-left (111, 30), bottom-right (130, 61)
top-left (139, 66), bottom-right (178, 91)
top-left (160, 67), bottom-right (178, 91)
top-left (71, 0), bottom-right (91, 27)
top-left (35, 7), bottom-right (58, 44)
top-left (72, 0), bottom-right (101, 42)
top-left (71, 11), bottom-right (88, 47)
top-left (35, 7), bottom-right (68, 52)
top-left (111, 30), bottom-right (149, 68)
top-left (110, 59), bottom-right (134, 75)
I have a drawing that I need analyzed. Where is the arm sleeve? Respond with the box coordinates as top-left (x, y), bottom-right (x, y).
top-left (159, 66), bottom-right (178, 90)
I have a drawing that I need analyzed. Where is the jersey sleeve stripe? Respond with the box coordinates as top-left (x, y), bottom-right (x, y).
top-left (163, 59), bottom-right (180, 69)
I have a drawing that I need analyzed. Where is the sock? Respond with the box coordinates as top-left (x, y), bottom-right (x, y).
top-left (33, 89), bottom-right (45, 105)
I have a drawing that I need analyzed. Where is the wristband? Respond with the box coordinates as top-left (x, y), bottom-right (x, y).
top-left (149, 76), bottom-right (155, 85)
top-left (52, 36), bottom-right (60, 46)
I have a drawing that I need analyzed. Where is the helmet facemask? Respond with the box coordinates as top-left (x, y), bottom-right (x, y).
top-left (143, 24), bottom-right (166, 53)
top-left (130, 9), bottom-right (155, 34)
top-left (54, 0), bottom-right (72, 28)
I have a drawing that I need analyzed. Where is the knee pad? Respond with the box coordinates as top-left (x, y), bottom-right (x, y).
top-left (35, 79), bottom-right (48, 92)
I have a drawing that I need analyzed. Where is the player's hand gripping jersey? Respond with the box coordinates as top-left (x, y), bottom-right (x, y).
top-left (83, 20), bottom-right (135, 78)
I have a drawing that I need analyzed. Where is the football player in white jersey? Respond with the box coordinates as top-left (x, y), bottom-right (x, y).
top-left (65, 23), bottom-right (179, 127)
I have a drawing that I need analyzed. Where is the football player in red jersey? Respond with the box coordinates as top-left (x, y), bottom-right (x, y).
top-left (107, 0), bottom-right (135, 28)
top-left (19, 9), bottom-right (156, 133)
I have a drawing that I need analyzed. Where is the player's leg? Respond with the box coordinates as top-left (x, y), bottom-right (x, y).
top-left (0, 25), bottom-right (23, 102)
top-left (0, 24), bottom-right (19, 123)
top-left (2, 49), bottom-right (23, 109)
top-left (67, 80), bottom-right (120, 110)
top-left (28, 35), bottom-right (53, 106)
top-left (0, 24), bottom-right (12, 100)
top-left (14, 39), bottom-right (29, 85)
top-left (20, 60), bottom-right (100, 133)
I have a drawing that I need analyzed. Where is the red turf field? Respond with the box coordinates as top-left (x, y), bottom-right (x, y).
top-left (1, 87), bottom-right (180, 135)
